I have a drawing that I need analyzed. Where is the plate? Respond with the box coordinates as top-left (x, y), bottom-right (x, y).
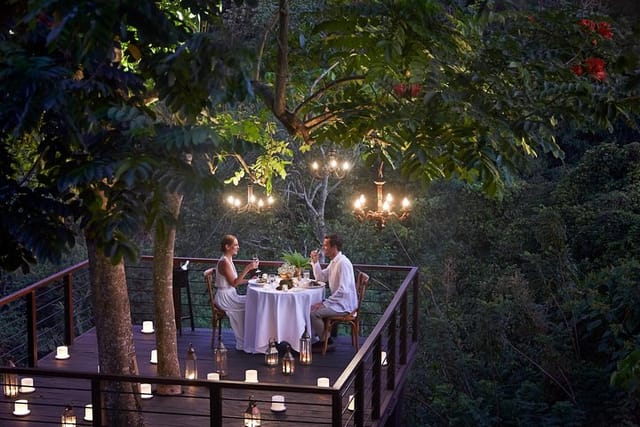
top-left (13, 409), bottom-right (31, 416)
top-left (302, 281), bottom-right (325, 288)
top-left (270, 406), bottom-right (287, 413)
top-left (248, 279), bottom-right (268, 286)
top-left (19, 387), bottom-right (35, 394)
top-left (55, 354), bottom-right (70, 360)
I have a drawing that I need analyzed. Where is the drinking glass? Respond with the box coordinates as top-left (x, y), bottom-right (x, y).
top-left (252, 255), bottom-right (261, 274)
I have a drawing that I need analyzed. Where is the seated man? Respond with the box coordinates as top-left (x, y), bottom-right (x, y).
top-left (309, 234), bottom-right (357, 349)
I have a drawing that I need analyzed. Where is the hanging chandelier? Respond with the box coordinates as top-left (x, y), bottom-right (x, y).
top-left (353, 163), bottom-right (410, 228)
top-left (225, 182), bottom-right (274, 213)
top-left (309, 148), bottom-right (351, 179)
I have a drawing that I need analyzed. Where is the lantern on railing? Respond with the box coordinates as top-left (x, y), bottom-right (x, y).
top-left (299, 328), bottom-right (312, 365)
top-left (3, 357), bottom-right (18, 398)
top-left (243, 395), bottom-right (261, 427)
top-left (61, 404), bottom-right (76, 426)
top-left (281, 345), bottom-right (295, 375)
top-left (264, 338), bottom-right (279, 367)
top-left (185, 343), bottom-right (197, 380)
top-left (215, 340), bottom-right (227, 377)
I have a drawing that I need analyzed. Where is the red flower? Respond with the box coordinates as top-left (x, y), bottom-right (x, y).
top-left (596, 21), bottom-right (613, 39)
top-left (571, 64), bottom-right (584, 76)
top-left (393, 84), bottom-right (406, 96)
top-left (409, 84), bottom-right (422, 98)
top-left (585, 57), bottom-right (607, 81)
top-left (579, 19), bottom-right (596, 32)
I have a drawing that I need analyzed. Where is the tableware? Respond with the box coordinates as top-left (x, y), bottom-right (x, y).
top-left (140, 383), bottom-right (153, 399)
top-left (248, 279), bottom-right (267, 286)
top-left (55, 346), bottom-right (70, 359)
top-left (84, 404), bottom-right (93, 421)
top-left (141, 321), bottom-right (155, 334)
top-left (19, 378), bottom-right (35, 394)
top-left (271, 395), bottom-right (287, 412)
top-left (13, 399), bottom-right (30, 416)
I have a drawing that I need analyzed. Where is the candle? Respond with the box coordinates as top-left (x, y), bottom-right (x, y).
top-left (19, 377), bottom-right (35, 393)
top-left (317, 377), bottom-right (330, 387)
top-left (207, 372), bottom-right (220, 381)
top-left (140, 383), bottom-right (153, 399)
top-left (84, 404), bottom-right (93, 421)
top-left (271, 395), bottom-right (286, 412)
top-left (244, 369), bottom-right (258, 383)
top-left (13, 399), bottom-right (30, 416)
top-left (381, 351), bottom-right (388, 366)
top-left (150, 349), bottom-right (157, 364)
top-left (141, 321), bottom-right (154, 333)
top-left (348, 394), bottom-right (355, 411)
top-left (56, 345), bottom-right (69, 359)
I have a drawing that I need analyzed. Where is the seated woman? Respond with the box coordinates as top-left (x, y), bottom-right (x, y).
top-left (212, 234), bottom-right (258, 351)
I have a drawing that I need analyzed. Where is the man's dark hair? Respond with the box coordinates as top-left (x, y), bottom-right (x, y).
top-left (324, 234), bottom-right (342, 251)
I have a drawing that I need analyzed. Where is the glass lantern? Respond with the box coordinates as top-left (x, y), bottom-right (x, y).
top-left (243, 395), bottom-right (261, 427)
top-left (299, 328), bottom-right (312, 365)
top-left (215, 340), bottom-right (227, 377)
top-left (281, 345), bottom-right (295, 375)
top-left (185, 343), bottom-right (198, 380)
top-left (264, 338), bottom-right (279, 367)
top-left (3, 357), bottom-right (18, 398)
top-left (61, 404), bottom-right (76, 426)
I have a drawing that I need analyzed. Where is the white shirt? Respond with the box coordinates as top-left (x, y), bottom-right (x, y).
top-left (311, 251), bottom-right (357, 313)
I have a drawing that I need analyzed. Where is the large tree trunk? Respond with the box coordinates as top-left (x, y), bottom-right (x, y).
top-left (152, 190), bottom-right (183, 395)
top-left (86, 233), bottom-right (144, 426)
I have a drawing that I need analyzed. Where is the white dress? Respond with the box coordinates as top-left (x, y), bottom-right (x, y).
top-left (214, 256), bottom-right (246, 350)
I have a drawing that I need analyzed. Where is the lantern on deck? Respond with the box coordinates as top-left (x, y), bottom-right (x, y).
top-left (281, 345), bottom-right (295, 375)
top-left (185, 343), bottom-right (198, 380)
top-left (264, 338), bottom-right (279, 367)
top-left (243, 395), bottom-right (261, 427)
top-left (215, 340), bottom-right (227, 377)
top-left (3, 357), bottom-right (18, 398)
top-left (61, 404), bottom-right (76, 426)
top-left (299, 328), bottom-right (312, 365)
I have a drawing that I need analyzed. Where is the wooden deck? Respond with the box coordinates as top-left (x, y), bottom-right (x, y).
top-left (1, 326), bottom-right (361, 426)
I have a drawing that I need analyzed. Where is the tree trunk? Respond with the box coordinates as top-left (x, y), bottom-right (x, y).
top-left (152, 190), bottom-right (183, 395)
top-left (86, 232), bottom-right (144, 426)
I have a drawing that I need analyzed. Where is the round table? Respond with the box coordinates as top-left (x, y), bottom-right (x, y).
top-left (243, 283), bottom-right (324, 354)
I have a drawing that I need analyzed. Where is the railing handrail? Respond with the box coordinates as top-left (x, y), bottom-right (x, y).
top-left (0, 260), bottom-right (89, 304)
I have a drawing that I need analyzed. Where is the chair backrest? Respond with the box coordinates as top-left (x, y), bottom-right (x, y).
top-left (204, 269), bottom-right (216, 310)
top-left (353, 271), bottom-right (369, 317)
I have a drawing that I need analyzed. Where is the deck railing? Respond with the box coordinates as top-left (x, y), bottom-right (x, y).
top-left (0, 258), bottom-right (419, 426)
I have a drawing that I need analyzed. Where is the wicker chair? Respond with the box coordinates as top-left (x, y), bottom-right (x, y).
top-left (321, 271), bottom-right (369, 355)
top-left (204, 269), bottom-right (227, 349)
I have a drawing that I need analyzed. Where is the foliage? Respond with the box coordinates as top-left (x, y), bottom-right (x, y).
top-left (281, 250), bottom-right (311, 269)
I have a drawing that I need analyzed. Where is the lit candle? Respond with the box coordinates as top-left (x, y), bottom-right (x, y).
top-left (348, 394), bottom-right (355, 411)
top-left (207, 372), bottom-right (220, 381)
top-left (150, 349), bottom-right (157, 364)
top-left (84, 404), bottom-right (93, 421)
top-left (140, 383), bottom-right (153, 399)
top-left (19, 377), bottom-right (35, 393)
top-left (56, 345), bottom-right (69, 359)
top-left (141, 321), bottom-right (154, 333)
top-left (317, 377), bottom-right (330, 387)
top-left (271, 395), bottom-right (286, 412)
top-left (13, 399), bottom-right (30, 416)
top-left (244, 369), bottom-right (258, 383)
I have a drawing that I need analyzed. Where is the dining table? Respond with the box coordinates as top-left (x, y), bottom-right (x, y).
top-left (243, 280), bottom-right (325, 354)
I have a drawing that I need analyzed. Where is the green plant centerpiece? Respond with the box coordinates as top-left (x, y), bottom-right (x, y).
top-left (280, 251), bottom-right (311, 279)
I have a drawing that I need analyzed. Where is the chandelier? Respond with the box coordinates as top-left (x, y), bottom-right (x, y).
top-left (225, 182), bottom-right (274, 213)
top-left (309, 148), bottom-right (351, 179)
top-left (353, 163), bottom-right (410, 228)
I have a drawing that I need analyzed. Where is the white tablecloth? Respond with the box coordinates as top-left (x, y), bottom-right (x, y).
top-left (243, 284), bottom-right (324, 354)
